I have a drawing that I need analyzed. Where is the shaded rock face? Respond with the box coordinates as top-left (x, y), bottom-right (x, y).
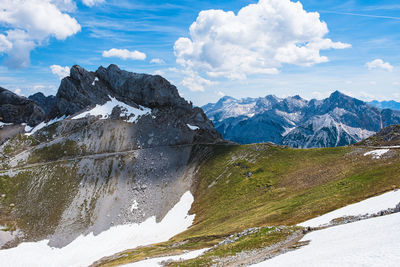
top-left (28, 92), bottom-right (56, 115)
top-left (0, 87), bottom-right (46, 127)
top-left (204, 91), bottom-right (400, 148)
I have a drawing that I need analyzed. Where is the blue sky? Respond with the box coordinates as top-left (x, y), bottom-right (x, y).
top-left (1, 0), bottom-right (400, 106)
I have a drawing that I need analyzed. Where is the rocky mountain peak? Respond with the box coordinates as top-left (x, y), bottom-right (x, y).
top-left (0, 87), bottom-right (46, 126)
top-left (54, 64), bottom-right (191, 118)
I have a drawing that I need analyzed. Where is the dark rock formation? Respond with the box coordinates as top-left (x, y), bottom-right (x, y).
top-left (0, 87), bottom-right (46, 126)
top-left (28, 92), bottom-right (56, 115)
top-left (54, 64), bottom-right (191, 117)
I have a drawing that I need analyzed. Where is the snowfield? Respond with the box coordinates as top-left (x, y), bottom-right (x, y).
top-left (72, 96), bottom-right (151, 123)
top-left (0, 191), bottom-right (195, 267)
top-left (252, 212), bottom-right (400, 267)
top-left (122, 248), bottom-right (209, 266)
top-left (364, 149), bottom-right (390, 159)
top-left (299, 189), bottom-right (400, 227)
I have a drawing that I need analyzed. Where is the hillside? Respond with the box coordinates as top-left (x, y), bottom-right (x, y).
top-left (203, 92), bottom-right (400, 148)
top-left (92, 140), bottom-right (400, 266)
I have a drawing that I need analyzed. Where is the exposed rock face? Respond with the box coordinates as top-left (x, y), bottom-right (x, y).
top-left (0, 87), bottom-right (46, 126)
top-left (203, 91), bottom-right (400, 148)
top-left (55, 64), bottom-right (191, 116)
top-left (28, 92), bottom-right (56, 115)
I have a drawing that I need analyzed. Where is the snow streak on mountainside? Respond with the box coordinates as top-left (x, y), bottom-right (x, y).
top-left (203, 91), bottom-right (400, 148)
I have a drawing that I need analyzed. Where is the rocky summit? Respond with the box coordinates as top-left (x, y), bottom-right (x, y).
top-left (0, 87), bottom-right (46, 127)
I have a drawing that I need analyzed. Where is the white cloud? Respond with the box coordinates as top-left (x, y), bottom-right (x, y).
top-left (50, 65), bottom-right (70, 79)
top-left (14, 88), bottom-right (22, 96)
top-left (102, 48), bottom-right (146, 60)
top-left (174, 0), bottom-right (351, 81)
top-left (150, 58), bottom-right (165, 64)
top-left (0, 0), bottom-right (81, 68)
top-left (366, 59), bottom-right (394, 72)
top-left (217, 91), bottom-right (225, 97)
top-left (153, 70), bottom-right (165, 76)
top-left (82, 0), bottom-right (105, 7)
top-left (181, 70), bottom-right (216, 92)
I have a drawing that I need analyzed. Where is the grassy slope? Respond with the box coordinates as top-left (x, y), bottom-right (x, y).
top-left (96, 143), bottom-right (400, 266)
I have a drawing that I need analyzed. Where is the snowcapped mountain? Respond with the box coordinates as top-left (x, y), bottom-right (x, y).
top-left (203, 91), bottom-right (400, 148)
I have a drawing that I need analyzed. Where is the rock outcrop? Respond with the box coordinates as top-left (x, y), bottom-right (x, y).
top-left (0, 87), bottom-right (46, 126)
top-left (357, 125), bottom-right (400, 146)
top-left (28, 92), bottom-right (56, 116)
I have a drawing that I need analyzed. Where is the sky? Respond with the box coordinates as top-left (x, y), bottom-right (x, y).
top-left (0, 0), bottom-right (400, 106)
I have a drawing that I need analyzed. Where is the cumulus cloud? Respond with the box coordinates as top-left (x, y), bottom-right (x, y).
top-left (50, 65), bottom-right (70, 79)
top-left (181, 70), bottom-right (216, 92)
top-left (52, 0), bottom-right (77, 11)
top-left (366, 59), bottom-right (394, 72)
top-left (0, 0), bottom-right (81, 68)
top-left (82, 0), bottom-right (105, 7)
top-left (150, 58), bottom-right (166, 64)
top-left (174, 0), bottom-right (351, 81)
top-left (102, 48), bottom-right (146, 60)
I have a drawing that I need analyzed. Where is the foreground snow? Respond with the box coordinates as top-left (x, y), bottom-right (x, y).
top-left (253, 212), bottom-right (400, 267)
top-left (122, 248), bottom-right (209, 267)
top-left (299, 190), bottom-right (400, 227)
top-left (72, 96), bottom-right (151, 123)
top-left (0, 191), bottom-right (195, 267)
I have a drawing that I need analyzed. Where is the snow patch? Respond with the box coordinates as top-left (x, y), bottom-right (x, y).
top-left (0, 191), bottom-right (195, 267)
top-left (72, 96), bottom-right (151, 123)
top-left (130, 200), bottom-right (139, 212)
top-left (187, 124), bottom-right (199, 130)
top-left (253, 212), bottom-right (400, 267)
top-left (91, 77), bottom-right (99, 86)
top-left (0, 122), bottom-right (13, 127)
top-left (25, 116), bottom-right (66, 136)
top-left (122, 248), bottom-right (209, 266)
top-left (364, 149), bottom-right (390, 159)
top-left (299, 190), bottom-right (400, 227)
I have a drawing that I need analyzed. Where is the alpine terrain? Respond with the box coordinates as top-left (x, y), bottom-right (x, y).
top-left (203, 92), bottom-right (400, 148)
top-left (0, 67), bottom-right (399, 267)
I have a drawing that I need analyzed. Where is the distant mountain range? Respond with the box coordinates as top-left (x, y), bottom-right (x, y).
top-left (203, 91), bottom-right (400, 148)
top-left (368, 100), bottom-right (400, 111)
